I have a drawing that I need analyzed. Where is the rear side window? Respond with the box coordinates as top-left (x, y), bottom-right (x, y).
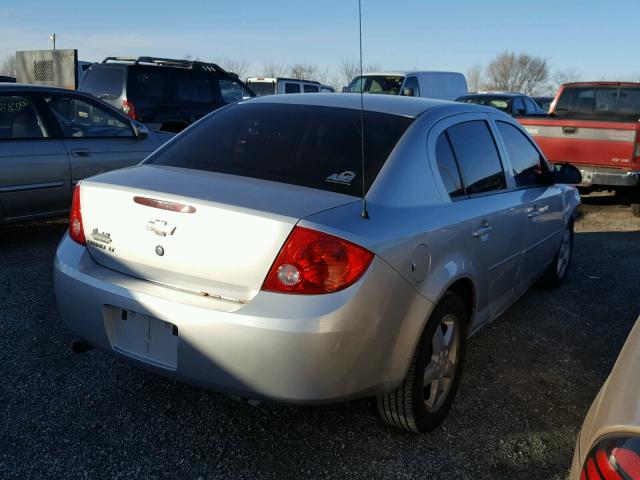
top-left (435, 133), bottom-right (465, 197)
top-left (173, 70), bottom-right (214, 103)
top-left (80, 68), bottom-right (124, 99)
top-left (285, 83), bottom-right (301, 94)
top-left (0, 94), bottom-right (47, 139)
top-left (128, 68), bottom-right (168, 100)
top-left (446, 120), bottom-right (506, 195)
top-left (401, 76), bottom-right (420, 97)
top-left (496, 121), bottom-right (547, 187)
top-left (147, 103), bottom-right (414, 196)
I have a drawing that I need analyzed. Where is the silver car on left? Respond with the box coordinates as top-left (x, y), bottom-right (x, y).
top-left (0, 84), bottom-right (172, 225)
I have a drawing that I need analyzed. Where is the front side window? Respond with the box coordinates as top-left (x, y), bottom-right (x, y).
top-left (0, 94), bottom-right (47, 139)
top-left (173, 71), bottom-right (214, 103)
top-left (524, 98), bottom-right (538, 113)
top-left (496, 121), bottom-right (548, 187)
top-left (218, 79), bottom-right (253, 103)
top-left (512, 98), bottom-right (526, 115)
top-left (284, 83), bottom-right (301, 94)
top-left (401, 76), bottom-right (420, 97)
top-left (303, 84), bottom-right (320, 93)
top-left (44, 95), bottom-right (133, 138)
top-left (435, 132), bottom-right (465, 198)
top-left (446, 120), bottom-right (506, 195)
top-left (147, 103), bottom-right (414, 196)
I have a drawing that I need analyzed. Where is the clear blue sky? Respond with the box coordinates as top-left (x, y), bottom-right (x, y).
top-left (1, 0), bottom-right (637, 82)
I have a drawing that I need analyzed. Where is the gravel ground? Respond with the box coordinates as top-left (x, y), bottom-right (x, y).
top-left (1, 194), bottom-right (639, 480)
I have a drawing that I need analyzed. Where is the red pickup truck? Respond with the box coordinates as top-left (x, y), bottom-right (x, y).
top-left (519, 82), bottom-right (640, 216)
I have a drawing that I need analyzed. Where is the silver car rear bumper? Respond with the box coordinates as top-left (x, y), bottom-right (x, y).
top-left (54, 233), bottom-right (433, 405)
top-left (577, 166), bottom-right (640, 188)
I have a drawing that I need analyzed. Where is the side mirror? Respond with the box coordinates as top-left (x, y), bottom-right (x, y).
top-left (132, 120), bottom-right (149, 139)
top-left (553, 163), bottom-right (582, 184)
top-left (403, 87), bottom-right (416, 97)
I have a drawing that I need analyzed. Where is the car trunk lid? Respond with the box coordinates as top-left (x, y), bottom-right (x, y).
top-left (79, 165), bottom-right (358, 303)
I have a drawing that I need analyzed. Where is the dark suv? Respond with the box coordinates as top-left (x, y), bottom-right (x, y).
top-left (80, 56), bottom-right (255, 132)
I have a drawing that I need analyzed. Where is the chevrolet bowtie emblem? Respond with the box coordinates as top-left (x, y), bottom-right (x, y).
top-left (146, 219), bottom-right (176, 237)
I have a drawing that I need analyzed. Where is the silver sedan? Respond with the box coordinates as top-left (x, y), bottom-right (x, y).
top-left (54, 93), bottom-right (581, 432)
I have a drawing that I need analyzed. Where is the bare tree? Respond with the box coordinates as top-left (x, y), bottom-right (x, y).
top-left (262, 61), bottom-right (285, 78)
top-left (213, 56), bottom-right (250, 79)
top-left (340, 58), bottom-right (360, 86)
top-left (549, 68), bottom-right (581, 95)
top-left (0, 54), bottom-right (17, 77)
top-left (466, 64), bottom-right (483, 92)
top-left (288, 63), bottom-right (317, 80)
top-left (485, 51), bottom-right (549, 95)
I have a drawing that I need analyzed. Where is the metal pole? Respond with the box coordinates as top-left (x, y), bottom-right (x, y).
top-left (51, 33), bottom-right (56, 50)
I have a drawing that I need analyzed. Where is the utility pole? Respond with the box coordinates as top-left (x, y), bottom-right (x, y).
top-left (49, 33), bottom-right (56, 50)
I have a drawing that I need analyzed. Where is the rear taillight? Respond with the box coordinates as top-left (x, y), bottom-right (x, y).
top-left (69, 185), bottom-right (85, 245)
top-left (122, 99), bottom-right (137, 120)
top-left (262, 226), bottom-right (373, 294)
top-left (581, 436), bottom-right (640, 480)
top-left (634, 138), bottom-right (640, 162)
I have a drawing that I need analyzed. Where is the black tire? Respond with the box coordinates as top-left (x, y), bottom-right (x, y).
top-left (538, 217), bottom-right (574, 288)
top-left (377, 292), bottom-right (468, 433)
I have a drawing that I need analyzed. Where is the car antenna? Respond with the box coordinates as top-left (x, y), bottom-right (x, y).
top-left (358, 0), bottom-right (369, 219)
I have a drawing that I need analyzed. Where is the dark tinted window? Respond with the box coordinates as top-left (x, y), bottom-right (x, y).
top-left (129, 68), bottom-right (168, 100)
top-left (457, 96), bottom-right (510, 113)
top-left (172, 71), bottom-right (214, 103)
top-left (447, 120), bottom-right (506, 195)
top-left (80, 68), bottom-right (124, 99)
top-left (496, 121), bottom-right (547, 187)
top-left (555, 86), bottom-right (640, 119)
top-left (402, 76), bottom-right (420, 97)
top-left (435, 132), bottom-right (465, 197)
top-left (284, 83), bottom-right (301, 94)
top-left (147, 103), bottom-right (413, 196)
top-left (0, 95), bottom-right (47, 138)
top-left (303, 84), bottom-right (320, 93)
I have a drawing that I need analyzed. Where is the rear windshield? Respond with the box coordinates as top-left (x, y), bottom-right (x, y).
top-left (247, 81), bottom-right (276, 96)
top-left (80, 68), bottom-right (124, 99)
top-left (147, 102), bottom-right (414, 196)
top-left (457, 96), bottom-right (511, 113)
top-left (554, 86), bottom-right (640, 120)
top-left (346, 75), bottom-right (404, 95)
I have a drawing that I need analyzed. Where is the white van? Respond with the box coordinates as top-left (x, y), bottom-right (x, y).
top-left (246, 77), bottom-right (323, 96)
top-left (344, 71), bottom-right (468, 100)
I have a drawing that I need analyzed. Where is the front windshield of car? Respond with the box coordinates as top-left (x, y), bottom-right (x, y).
top-left (458, 96), bottom-right (511, 113)
top-left (346, 75), bottom-right (404, 95)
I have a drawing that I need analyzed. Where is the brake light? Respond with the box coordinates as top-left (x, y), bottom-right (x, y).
top-left (122, 99), bottom-right (137, 120)
top-left (262, 226), bottom-right (373, 294)
top-left (69, 185), bottom-right (85, 245)
top-left (580, 437), bottom-right (640, 480)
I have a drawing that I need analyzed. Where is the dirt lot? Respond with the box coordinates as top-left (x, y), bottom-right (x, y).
top-left (1, 193), bottom-right (639, 480)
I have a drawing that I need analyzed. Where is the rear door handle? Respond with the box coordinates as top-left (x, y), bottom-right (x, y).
top-left (473, 224), bottom-right (493, 238)
top-left (71, 148), bottom-right (91, 157)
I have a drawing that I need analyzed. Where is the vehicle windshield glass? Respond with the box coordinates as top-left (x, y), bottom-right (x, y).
top-left (458, 96), bottom-right (511, 113)
top-left (246, 81), bottom-right (276, 96)
top-left (555, 86), bottom-right (640, 120)
top-left (346, 75), bottom-right (404, 95)
top-left (80, 68), bottom-right (124, 99)
top-left (147, 102), bottom-right (414, 196)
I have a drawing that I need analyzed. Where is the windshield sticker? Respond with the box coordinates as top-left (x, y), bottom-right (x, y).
top-left (326, 171), bottom-right (356, 185)
top-left (0, 100), bottom-right (28, 113)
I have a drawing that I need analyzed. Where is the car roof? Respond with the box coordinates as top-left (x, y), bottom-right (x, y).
top-left (461, 92), bottom-right (525, 98)
top-left (245, 92), bottom-right (497, 117)
top-left (0, 83), bottom-right (87, 94)
top-left (361, 71), bottom-right (463, 77)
